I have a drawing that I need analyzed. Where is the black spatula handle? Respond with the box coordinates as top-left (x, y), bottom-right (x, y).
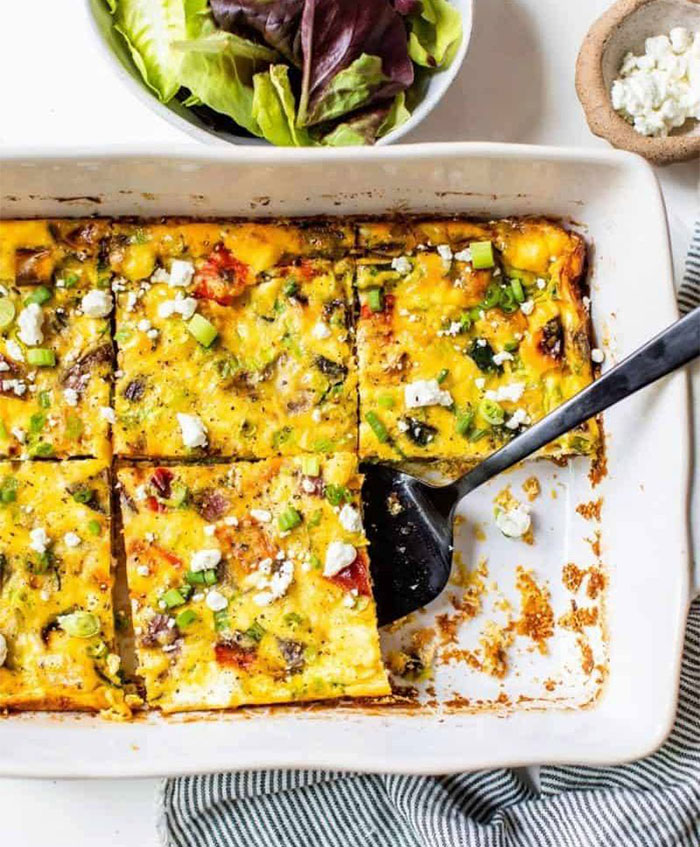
top-left (455, 307), bottom-right (700, 499)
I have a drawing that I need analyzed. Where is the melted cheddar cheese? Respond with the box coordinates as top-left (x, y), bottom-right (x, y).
top-left (118, 454), bottom-right (389, 713)
top-left (0, 460), bottom-right (127, 713)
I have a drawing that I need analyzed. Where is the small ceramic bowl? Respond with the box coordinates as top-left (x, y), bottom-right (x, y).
top-left (86, 0), bottom-right (473, 147)
top-left (576, 0), bottom-right (700, 165)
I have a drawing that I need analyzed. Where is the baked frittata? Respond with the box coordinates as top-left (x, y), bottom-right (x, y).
top-left (0, 283), bottom-right (113, 459)
top-left (355, 219), bottom-right (598, 462)
top-left (118, 454), bottom-right (389, 713)
top-left (109, 222), bottom-right (357, 458)
top-left (0, 459), bottom-right (128, 713)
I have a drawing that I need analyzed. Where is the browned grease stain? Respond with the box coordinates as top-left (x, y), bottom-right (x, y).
top-left (522, 476), bottom-right (541, 502)
top-left (576, 498), bottom-right (603, 521)
top-left (512, 568), bottom-right (554, 654)
top-left (562, 563), bottom-right (606, 599)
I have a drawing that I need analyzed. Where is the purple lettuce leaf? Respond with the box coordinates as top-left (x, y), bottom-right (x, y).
top-left (210, 0), bottom-right (304, 63)
top-left (298, 0), bottom-right (414, 126)
top-left (392, 0), bottom-right (422, 15)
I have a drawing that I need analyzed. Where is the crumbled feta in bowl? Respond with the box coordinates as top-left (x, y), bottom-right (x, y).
top-left (611, 28), bottom-right (700, 137)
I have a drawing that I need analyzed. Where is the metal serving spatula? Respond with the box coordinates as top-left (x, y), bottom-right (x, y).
top-left (363, 307), bottom-right (700, 626)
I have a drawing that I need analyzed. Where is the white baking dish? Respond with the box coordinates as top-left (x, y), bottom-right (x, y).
top-left (0, 144), bottom-right (692, 778)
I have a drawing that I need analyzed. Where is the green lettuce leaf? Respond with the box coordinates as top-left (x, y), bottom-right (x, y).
top-left (321, 104), bottom-right (392, 146)
top-left (407, 0), bottom-right (462, 69)
top-left (252, 65), bottom-right (311, 146)
top-left (302, 53), bottom-right (389, 127)
top-left (174, 0), bottom-right (275, 135)
top-left (377, 92), bottom-right (410, 138)
top-left (111, 0), bottom-right (186, 102)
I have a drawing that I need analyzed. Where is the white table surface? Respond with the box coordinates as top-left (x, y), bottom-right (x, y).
top-left (0, 1), bottom-right (697, 845)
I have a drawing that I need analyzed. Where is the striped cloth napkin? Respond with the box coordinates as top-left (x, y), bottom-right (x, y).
top-left (161, 224), bottom-right (700, 847)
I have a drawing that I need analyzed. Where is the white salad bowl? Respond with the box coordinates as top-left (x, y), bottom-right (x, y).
top-left (85, 0), bottom-right (473, 147)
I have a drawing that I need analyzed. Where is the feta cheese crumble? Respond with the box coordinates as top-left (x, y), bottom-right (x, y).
top-left (404, 379), bottom-right (454, 409)
top-left (157, 297), bottom-right (197, 320)
top-left (484, 382), bottom-right (525, 403)
top-left (176, 413), bottom-right (208, 449)
top-left (29, 527), bottom-right (50, 554)
top-left (520, 299), bottom-right (535, 316)
top-left (250, 508), bottom-right (272, 523)
top-left (611, 28), bottom-right (700, 137)
top-left (0, 634), bottom-right (6, 667)
top-left (63, 388), bottom-right (79, 407)
top-left (391, 256), bottom-right (412, 275)
top-left (495, 503), bottom-right (531, 538)
top-left (338, 504), bottom-right (363, 534)
top-left (492, 351), bottom-right (514, 366)
top-left (81, 290), bottom-right (113, 318)
top-left (324, 541), bottom-right (357, 577)
top-left (6, 340), bottom-right (24, 362)
top-left (205, 590), bottom-right (228, 612)
top-left (591, 348), bottom-right (606, 364)
top-left (190, 549), bottom-right (222, 572)
top-left (17, 303), bottom-right (44, 346)
top-left (100, 406), bottom-right (116, 425)
top-left (311, 321), bottom-right (331, 340)
top-left (454, 247), bottom-right (472, 263)
top-left (437, 244), bottom-right (453, 270)
top-left (168, 259), bottom-right (195, 288)
top-left (505, 408), bottom-right (530, 430)
top-left (63, 532), bottom-right (81, 548)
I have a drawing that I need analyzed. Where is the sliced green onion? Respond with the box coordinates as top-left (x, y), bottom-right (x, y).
top-left (245, 620), bottom-right (266, 642)
top-left (26, 348), bottom-right (55, 367)
top-left (0, 421), bottom-right (7, 440)
top-left (510, 278), bottom-right (525, 303)
top-left (278, 506), bottom-right (302, 532)
top-left (366, 288), bottom-right (384, 313)
top-left (161, 588), bottom-right (186, 609)
top-left (29, 413), bottom-right (46, 434)
top-left (62, 272), bottom-right (79, 289)
top-left (301, 455), bottom-right (320, 477)
top-left (499, 287), bottom-right (518, 314)
top-left (283, 280), bottom-right (299, 297)
top-left (469, 428), bottom-right (489, 442)
top-left (324, 484), bottom-right (349, 507)
top-left (86, 519), bottom-right (101, 535)
top-left (167, 482), bottom-right (189, 508)
top-left (185, 568), bottom-right (218, 586)
top-left (187, 314), bottom-right (218, 348)
top-left (57, 611), bottom-right (100, 639)
top-left (470, 241), bottom-right (495, 269)
top-left (213, 608), bottom-right (230, 631)
top-left (308, 509), bottom-right (323, 528)
top-left (437, 368), bottom-right (450, 384)
top-left (504, 339), bottom-right (520, 353)
top-left (377, 393), bottom-right (395, 409)
top-left (0, 298), bottom-right (15, 329)
top-left (365, 411), bottom-right (389, 443)
top-left (38, 390), bottom-right (51, 409)
top-left (459, 313), bottom-right (472, 332)
top-left (31, 442), bottom-right (54, 458)
top-left (284, 612), bottom-right (303, 627)
top-left (456, 409), bottom-right (474, 436)
top-left (310, 553), bottom-right (321, 570)
top-left (24, 285), bottom-right (52, 306)
top-left (175, 608), bottom-right (197, 628)
top-left (479, 399), bottom-right (505, 426)
top-left (482, 283), bottom-right (501, 309)
top-left (0, 476), bottom-right (17, 504)
top-left (71, 487), bottom-right (94, 505)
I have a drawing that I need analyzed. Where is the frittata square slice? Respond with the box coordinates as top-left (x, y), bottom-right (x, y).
top-left (356, 219), bottom-right (599, 463)
top-left (0, 219), bottom-right (110, 288)
top-left (118, 453), bottom-right (389, 713)
top-left (0, 283), bottom-right (113, 459)
top-left (113, 256), bottom-right (357, 459)
top-left (0, 459), bottom-right (128, 714)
